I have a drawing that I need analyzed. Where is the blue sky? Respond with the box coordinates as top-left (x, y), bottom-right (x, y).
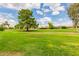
top-left (0, 3), bottom-right (73, 27)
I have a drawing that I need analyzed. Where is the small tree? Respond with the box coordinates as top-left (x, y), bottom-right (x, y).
top-left (1, 21), bottom-right (10, 29)
top-left (18, 9), bottom-right (38, 31)
top-left (48, 22), bottom-right (54, 29)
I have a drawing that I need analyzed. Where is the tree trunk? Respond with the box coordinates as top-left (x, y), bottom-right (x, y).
top-left (26, 27), bottom-right (29, 31)
top-left (75, 25), bottom-right (78, 32)
top-left (73, 20), bottom-right (78, 32)
top-left (26, 24), bottom-right (29, 32)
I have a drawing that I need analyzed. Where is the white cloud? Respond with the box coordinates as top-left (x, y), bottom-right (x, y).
top-left (37, 17), bottom-right (73, 28)
top-left (42, 8), bottom-right (50, 13)
top-left (26, 3), bottom-right (40, 9)
top-left (53, 18), bottom-right (73, 26)
top-left (0, 3), bottom-right (41, 10)
top-left (36, 10), bottom-right (43, 15)
top-left (8, 19), bottom-right (17, 27)
top-left (58, 18), bottom-right (63, 22)
top-left (43, 3), bottom-right (65, 15)
top-left (0, 3), bottom-right (18, 10)
top-left (54, 21), bottom-right (73, 27)
top-left (36, 17), bottom-right (52, 28)
top-left (0, 13), bottom-right (17, 27)
top-left (52, 11), bottom-right (59, 15)
top-left (43, 3), bottom-right (61, 7)
top-left (44, 9), bottom-right (50, 12)
top-left (42, 9), bottom-right (50, 12)
top-left (0, 3), bottom-right (65, 15)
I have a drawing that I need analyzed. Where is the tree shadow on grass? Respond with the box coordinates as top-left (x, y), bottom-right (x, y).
top-left (18, 29), bottom-right (39, 32)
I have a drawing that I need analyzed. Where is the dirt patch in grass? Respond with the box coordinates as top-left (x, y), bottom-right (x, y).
top-left (0, 51), bottom-right (24, 56)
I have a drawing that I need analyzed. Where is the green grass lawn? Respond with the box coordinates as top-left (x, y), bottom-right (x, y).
top-left (0, 29), bottom-right (79, 56)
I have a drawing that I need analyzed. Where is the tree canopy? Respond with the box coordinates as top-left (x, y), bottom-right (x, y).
top-left (17, 9), bottom-right (38, 31)
top-left (68, 3), bottom-right (79, 29)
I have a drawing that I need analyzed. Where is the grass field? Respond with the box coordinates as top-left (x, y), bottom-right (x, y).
top-left (0, 29), bottom-right (79, 56)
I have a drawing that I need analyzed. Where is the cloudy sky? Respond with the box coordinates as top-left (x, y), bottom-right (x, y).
top-left (0, 3), bottom-right (73, 27)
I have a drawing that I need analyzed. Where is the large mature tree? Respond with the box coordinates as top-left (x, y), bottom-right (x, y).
top-left (68, 3), bottom-right (79, 30)
top-left (18, 9), bottom-right (38, 31)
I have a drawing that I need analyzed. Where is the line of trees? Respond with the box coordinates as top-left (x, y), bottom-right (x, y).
top-left (14, 3), bottom-right (79, 32)
top-left (14, 9), bottom-right (72, 32)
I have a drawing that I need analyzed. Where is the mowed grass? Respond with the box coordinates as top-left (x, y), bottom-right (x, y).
top-left (0, 29), bottom-right (79, 56)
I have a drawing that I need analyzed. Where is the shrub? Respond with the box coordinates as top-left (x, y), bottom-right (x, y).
top-left (9, 27), bottom-right (14, 29)
top-left (61, 26), bottom-right (67, 29)
top-left (0, 26), bottom-right (5, 31)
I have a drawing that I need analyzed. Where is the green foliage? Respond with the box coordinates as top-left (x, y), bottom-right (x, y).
top-left (9, 27), bottom-right (14, 29)
top-left (17, 9), bottom-right (38, 31)
top-left (68, 3), bottom-right (79, 28)
top-left (15, 23), bottom-right (24, 29)
top-left (61, 26), bottom-right (67, 29)
top-left (0, 26), bottom-right (5, 31)
top-left (48, 22), bottom-right (54, 29)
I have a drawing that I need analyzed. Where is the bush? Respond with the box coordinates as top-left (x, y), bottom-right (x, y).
top-left (61, 26), bottom-right (67, 29)
top-left (9, 27), bottom-right (14, 29)
top-left (49, 26), bottom-right (55, 29)
top-left (0, 27), bottom-right (5, 31)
